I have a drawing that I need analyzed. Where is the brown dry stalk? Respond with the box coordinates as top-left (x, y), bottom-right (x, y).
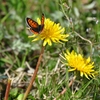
top-left (23, 46), bottom-right (45, 100)
top-left (4, 79), bottom-right (11, 100)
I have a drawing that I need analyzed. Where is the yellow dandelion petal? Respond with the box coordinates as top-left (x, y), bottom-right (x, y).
top-left (86, 57), bottom-right (91, 63)
top-left (28, 35), bottom-right (37, 38)
top-left (43, 40), bottom-right (47, 46)
top-left (62, 50), bottom-right (96, 79)
top-left (46, 38), bottom-right (52, 46)
top-left (32, 38), bottom-right (39, 42)
top-left (80, 71), bottom-right (83, 77)
top-left (84, 73), bottom-right (89, 79)
top-left (28, 16), bottom-right (69, 46)
top-left (69, 68), bottom-right (76, 71)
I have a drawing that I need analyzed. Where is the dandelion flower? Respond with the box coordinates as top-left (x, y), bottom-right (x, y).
top-left (28, 17), bottom-right (69, 46)
top-left (62, 50), bottom-right (96, 79)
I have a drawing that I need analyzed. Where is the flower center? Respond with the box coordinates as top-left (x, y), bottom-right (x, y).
top-left (42, 28), bottom-right (51, 38)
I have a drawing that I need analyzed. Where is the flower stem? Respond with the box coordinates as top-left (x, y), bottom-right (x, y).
top-left (23, 46), bottom-right (45, 100)
top-left (4, 79), bottom-right (11, 100)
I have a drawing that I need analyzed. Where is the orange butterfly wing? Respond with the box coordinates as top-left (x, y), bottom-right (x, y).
top-left (41, 13), bottom-right (45, 25)
top-left (30, 28), bottom-right (39, 34)
top-left (26, 13), bottom-right (45, 34)
top-left (27, 18), bottom-right (38, 28)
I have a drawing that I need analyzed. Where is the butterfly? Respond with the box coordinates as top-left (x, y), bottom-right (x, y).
top-left (26, 13), bottom-right (45, 34)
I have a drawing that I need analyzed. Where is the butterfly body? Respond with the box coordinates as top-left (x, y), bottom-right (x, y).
top-left (26, 14), bottom-right (44, 34)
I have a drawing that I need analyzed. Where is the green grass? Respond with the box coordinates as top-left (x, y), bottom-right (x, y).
top-left (0, 0), bottom-right (100, 100)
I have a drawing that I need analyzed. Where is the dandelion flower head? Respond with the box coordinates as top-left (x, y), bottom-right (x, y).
top-left (62, 50), bottom-right (96, 79)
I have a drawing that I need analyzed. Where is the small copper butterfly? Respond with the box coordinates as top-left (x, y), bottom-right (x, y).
top-left (26, 13), bottom-right (44, 34)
